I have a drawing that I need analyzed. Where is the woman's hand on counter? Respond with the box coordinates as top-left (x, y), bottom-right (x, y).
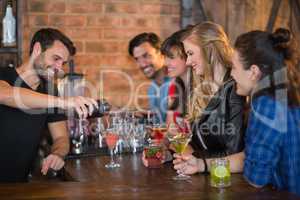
top-left (173, 154), bottom-right (204, 175)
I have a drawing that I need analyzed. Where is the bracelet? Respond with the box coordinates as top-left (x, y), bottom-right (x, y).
top-left (164, 150), bottom-right (173, 163)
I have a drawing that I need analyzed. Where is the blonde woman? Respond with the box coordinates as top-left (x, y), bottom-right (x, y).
top-left (173, 22), bottom-right (246, 174)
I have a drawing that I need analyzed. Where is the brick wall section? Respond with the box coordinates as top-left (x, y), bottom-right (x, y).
top-left (22, 0), bottom-right (181, 109)
top-left (21, 0), bottom-right (297, 110)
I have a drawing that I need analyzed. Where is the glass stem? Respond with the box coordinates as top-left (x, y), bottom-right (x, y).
top-left (110, 149), bottom-right (115, 164)
top-left (177, 153), bottom-right (184, 176)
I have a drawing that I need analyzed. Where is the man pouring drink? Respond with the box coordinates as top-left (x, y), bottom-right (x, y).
top-left (0, 28), bottom-right (99, 182)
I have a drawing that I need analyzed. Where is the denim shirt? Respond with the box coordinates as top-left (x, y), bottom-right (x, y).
top-left (147, 77), bottom-right (171, 124)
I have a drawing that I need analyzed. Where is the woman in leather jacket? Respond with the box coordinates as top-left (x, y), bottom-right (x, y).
top-left (173, 22), bottom-right (246, 174)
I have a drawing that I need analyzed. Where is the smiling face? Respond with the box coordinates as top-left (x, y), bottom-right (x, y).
top-left (165, 48), bottom-right (187, 78)
top-left (132, 42), bottom-right (164, 79)
top-left (183, 39), bottom-right (205, 76)
top-left (33, 40), bottom-right (69, 80)
top-left (231, 51), bottom-right (257, 96)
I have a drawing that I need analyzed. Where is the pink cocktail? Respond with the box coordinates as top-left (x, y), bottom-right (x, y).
top-left (105, 132), bottom-right (120, 168)
top-left (106, 133), bottom-right (119, 149)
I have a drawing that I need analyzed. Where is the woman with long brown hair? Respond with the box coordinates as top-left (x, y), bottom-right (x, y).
top-left (231, 28), bottom-right (300, 195)
top-left (161, 28), bottom-right (191, 131)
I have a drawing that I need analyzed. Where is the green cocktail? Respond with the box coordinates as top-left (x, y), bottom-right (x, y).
top-left (170, 135), bottom-right (190, 154)
top-left (210, 158), bottom-right (231, 188)
top-left (168, 132), bottom-right (192, 180)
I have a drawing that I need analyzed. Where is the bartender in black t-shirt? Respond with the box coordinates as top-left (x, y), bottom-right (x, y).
top-left (0, 28), bottom-right (98, 182)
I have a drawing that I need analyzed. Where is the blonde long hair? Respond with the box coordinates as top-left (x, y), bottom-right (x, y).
top-left (182, 22), bottom-right (233, 121)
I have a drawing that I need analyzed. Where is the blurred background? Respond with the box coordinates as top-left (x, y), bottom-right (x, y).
top-left (1, 0), bottom-right (299, 109)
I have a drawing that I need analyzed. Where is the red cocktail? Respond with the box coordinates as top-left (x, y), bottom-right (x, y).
top-left (105, 132), bottom-right (120, 168)
top-left (106, 133), bottom-right (119, 149)
top-left (144, 139), bottom-right (164, 168)
top-left (150, 127), bottom-right (167, 141)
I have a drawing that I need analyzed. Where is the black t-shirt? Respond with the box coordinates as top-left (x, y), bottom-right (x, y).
top-left (0, 67), bottom-right (66, 182)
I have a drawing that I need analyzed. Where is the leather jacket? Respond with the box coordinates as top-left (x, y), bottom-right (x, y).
top-left (190, 78), bottom-right (246, 158)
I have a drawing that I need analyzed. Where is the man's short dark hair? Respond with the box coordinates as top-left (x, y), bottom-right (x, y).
top-left (128, 32), bottom-right (161, 57)
top-left (29, 28), bottom-right (76, 56)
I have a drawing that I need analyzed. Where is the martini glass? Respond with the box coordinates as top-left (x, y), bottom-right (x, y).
top-left (105, 132), bottom-right (120, 168)
top-left (167, 131), bottom-right (192, 180)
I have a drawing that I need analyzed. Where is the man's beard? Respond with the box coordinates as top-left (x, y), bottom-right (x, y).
top-left (34, 62), bottom-right (64, 81)
top-left (143, 64), bottom-right (156, 79)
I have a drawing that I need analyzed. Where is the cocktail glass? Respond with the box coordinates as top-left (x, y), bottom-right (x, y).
top-left (167, 132), bottom-right (192, 180)
top-left (150, 125), bottom-right (167, 140)
top-left (105, 132), bottom-right (120, 168)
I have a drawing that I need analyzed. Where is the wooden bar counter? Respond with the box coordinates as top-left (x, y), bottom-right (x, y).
top-left (0, 153), bottom-right (299, 200)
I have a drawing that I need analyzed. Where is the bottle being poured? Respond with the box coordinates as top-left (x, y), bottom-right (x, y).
top-left (2, 0), bottom-right (16, 47)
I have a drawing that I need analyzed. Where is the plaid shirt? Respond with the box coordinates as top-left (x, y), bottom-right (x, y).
top-left (244, 96), bottom-right (300, 196)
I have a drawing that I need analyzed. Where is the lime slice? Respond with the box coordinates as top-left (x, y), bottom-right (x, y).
top-left (214, 166), bottom-right (229, 178)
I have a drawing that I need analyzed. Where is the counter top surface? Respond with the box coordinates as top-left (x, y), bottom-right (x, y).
top-left (0, 153), bottom-right (299, 200)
